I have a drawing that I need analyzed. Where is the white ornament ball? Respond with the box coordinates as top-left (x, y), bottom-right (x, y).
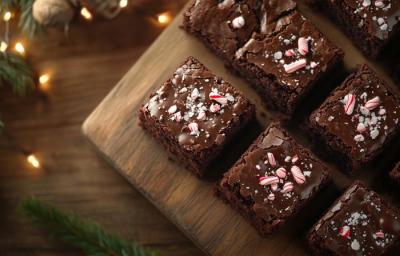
top-left (32, 0), bottom-right (74, 26)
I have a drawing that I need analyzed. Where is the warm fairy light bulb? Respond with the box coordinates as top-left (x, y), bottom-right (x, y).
top-left (27, 154), bottom-right (40, 168)
top-left (0, 41), bottom-right (7, 52)
top-left (3, 11), bottom-right (12, 21)
top-left (15, 42), bottom-right (25, 55)
top-left (39, 74), bottom-right (50, 85)
top-left (80, 7), bottom-right (93, 20)
top-left (119, 0), bottom-right (128, 8)
top-left (157, 12), bottom-right (171, 24)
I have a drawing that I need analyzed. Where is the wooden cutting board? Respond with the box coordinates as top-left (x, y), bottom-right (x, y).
top-left (82, 2), bottom-right (400, 255)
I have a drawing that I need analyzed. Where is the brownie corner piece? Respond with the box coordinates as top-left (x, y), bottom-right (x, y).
top-left (216, 122), bottom-right (331, 236)
top-left (308, 181), bottom-right (400, 256)
top-left (138, 57), bottom-right (255, 177)
top-left (182, 0), bottom-right (260, 61)
top-left (232, 11), bottom-right (343, 115)
top-left (390, 162), bottom-right (400, 184)
top-left (308, 64), bottom-right (400, 172)
top-left (314, 0), bottom-right (400, 58)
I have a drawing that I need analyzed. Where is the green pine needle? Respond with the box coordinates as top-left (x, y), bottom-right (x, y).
top-left (18, 0), bottom-right (44, 38)
top-left (18, 197), bottom-right (160, 256)
top-left (0, 0), bottom-right (45, 38)
top-left (0, 52), bottom-right (35, 96)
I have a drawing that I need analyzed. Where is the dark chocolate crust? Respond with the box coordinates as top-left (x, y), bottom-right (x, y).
top-left (309, 0), bottom-right (400, 58)
top-left (215, 122), bottom-right (332, 236)
top-left (308, 181), bottom-right (400, 256)
top-left (308, 64), bottom-right (400, 173)
top-left (390, 162), bottom-right (400, 184)
top-left (138, 57), bottom-right (255, 177)
top-left (183, 1), bottom-right (344, 116)
top-left (183, 0), bottom-right (297, 62)
top-left (232, 11), bottom-right (344, 114)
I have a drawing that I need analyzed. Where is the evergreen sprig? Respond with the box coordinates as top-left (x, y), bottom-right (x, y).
top-left (0, 52), bottom-right (35, 96)
top-left (18, 0), bottom-right (44, 38)
top-left (18, 197), bottom-right (160, 256)
top-left (0, 0), bottom-right (44, 38)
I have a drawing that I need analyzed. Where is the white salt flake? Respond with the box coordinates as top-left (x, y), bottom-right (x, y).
top-left (354, 134), bottom-right (365, 142)
top-left (168, 105), bottom-right (177, 114)
top-left (232, 16), bottom-right (245, 29)
top-left (351, 239), bottom-right (360, 251)
top-left (274, 51), bottom-right (283, 60)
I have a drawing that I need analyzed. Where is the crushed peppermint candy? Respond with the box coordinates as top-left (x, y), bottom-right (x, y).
top-left (209, 91), bottom-right (228, 105)
top-left (339, 225), bottom-right (351, 239)
top-left (284, 59), bottom-right (307, 73)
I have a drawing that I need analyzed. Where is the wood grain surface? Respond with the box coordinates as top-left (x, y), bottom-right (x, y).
top-left (82, 2), bottom-right (400, 256)
top-left (0, 1), bottom-right (205, 256)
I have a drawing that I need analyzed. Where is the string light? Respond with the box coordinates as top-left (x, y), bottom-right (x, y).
top-left (3, 11), bottom-right (12, 22)
top-left (0, 41), bottom-right (7, 52)
top-left (14, 42), bottom-right (25, 55)
top-left (27, 154), bottom-right (40, 168)
top-left (157, 12), bottom-right (171, 25)
top-left (80, 7), bottom-right (93, 20)
top-left (119, 0), bottom-right (128, 8)
top-left (39, 74), bottom-right (50, 85)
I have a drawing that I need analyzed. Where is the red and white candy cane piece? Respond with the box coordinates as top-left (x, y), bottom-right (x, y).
top-left (267, 152), bottom-right (276, 167)
top-left (209, 103), bottom-right (221, 113)
top-left (188, 122), bottom-right (199, 135)
top-left (285, 49), bottom-right (295, 57)
top-left (271, 183), bottom-right (278, 191)
top-left (259, 176), bottom-right (279, 186)
top-left (197, 111), bottom-right (206, 120)
top-left (291, 165), bottom-right (306, 184)
top-left (209, 92), bottom-right (228, 105)
top-left (339, 225), bottom-right (351, 239)
top-left (276, 167), bottom-right (287, 178)
top-left (375, 231), bottom-right (384, 238)
top-left (364, 96), bottom-right (380, 111)
top-left (284, 59), bottom-right (307, 73)
top-left (282, 182), bottom-right (294, 193)
top-left (344, 93), bottom-right (356, 115)
top-left (291, 155), bottom-right (299, 163)
top-left (267, 193), bottom-right (275, 201)
top-left (172, 112), bottom-right (182, 122)
top-left (298, 37), bottom-right (309, 55)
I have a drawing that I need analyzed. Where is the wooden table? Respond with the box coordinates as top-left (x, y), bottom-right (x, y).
top-left (0, 1), bottom-right (203, 255)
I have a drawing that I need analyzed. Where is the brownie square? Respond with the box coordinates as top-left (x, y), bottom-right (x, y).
top-left (390, 162), bottom-right (400, 184)
top-left (138, 57), bottom-right (255, 177)
top-left (308, 64), bottom-right (400, 172)
top-left (183, 0), bottom-right (297, 62)
top-left (308, 181), bottom-right (400, 256)
top-left (309, 0), bottom-right (400, 58)
top-left (216, 122), bottom-right (331, 236)
top-left (232, 11), bottom-right (344, 115)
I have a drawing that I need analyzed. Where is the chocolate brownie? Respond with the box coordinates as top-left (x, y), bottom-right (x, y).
top-left (309, 0), bottom-right (400, 58)
top-left (308, 64), bottom-right (400, 173)
top-left (138, 57), bottom-right (255, 177)
top-left (183, 0), bottom-right (297, 61)
top-left (232, 11), bottom-right (344, 115)
top-left (390, 162), bottom-right (400, 184)
top-left (308, 181), bottom-right (400, 255)
top-left (394, 63), bottom-right (400, 84)
top-left (216, 122), bottom-right (331, 236)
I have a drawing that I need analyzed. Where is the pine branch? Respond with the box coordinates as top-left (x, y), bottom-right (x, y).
top-left (17, 0), bottom-right (44, 38)
top-left (18, 197), bottom-right (160, 256)
top-left (0, 52), bottom-right (35, 96)
top-left (0, 0), bottom-right (45, 38)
